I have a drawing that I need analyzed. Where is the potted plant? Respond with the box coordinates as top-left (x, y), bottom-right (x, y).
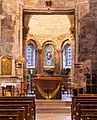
top-left (25, 73), bottom-right (31, 79)
top-left (65, 68), bottom-right (70, 75)
top-left (61, 68), bottom-right (70, 75)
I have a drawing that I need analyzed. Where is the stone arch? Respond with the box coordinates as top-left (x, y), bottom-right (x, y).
top-left (42, 40), bottom-right (56, 60)
top-left (42, 40), bottom-right (56, 49)
top-left (40, 40), bottom-right (56, 74)
top-left (26, 39), bottom-right (37, 48)
top-left (61, 39), bottom-right (71, 50)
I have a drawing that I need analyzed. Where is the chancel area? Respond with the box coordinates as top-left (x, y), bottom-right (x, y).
top-left (0, 0), bottom-right (97, 120)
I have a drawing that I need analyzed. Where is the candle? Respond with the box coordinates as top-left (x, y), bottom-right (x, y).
top-left (31, 69), bottom-right (33, 74)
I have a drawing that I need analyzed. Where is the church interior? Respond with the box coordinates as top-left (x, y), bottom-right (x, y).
top-left (0, 0), bottom-right (97, 120)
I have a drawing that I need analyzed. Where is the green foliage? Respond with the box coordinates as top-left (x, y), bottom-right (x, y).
top-left (65, 68), bottom-right (70, 74)
top-left (61, 68), bottom-right (70, 75)
top-left (25, 73), bottom-right (31, 78)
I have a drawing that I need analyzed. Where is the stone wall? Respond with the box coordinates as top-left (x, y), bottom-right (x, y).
top-left (74, 0), bottom-right (97, 85)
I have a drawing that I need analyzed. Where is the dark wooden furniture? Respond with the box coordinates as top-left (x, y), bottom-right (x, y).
top-left (71, 95), bottom-right (97, 120)
top-left (0, 114), bottom-right (19, 120)
top-left (1, 83), bottom-right (16, 96)
top-left (0, 96), bottom-right (36, 120)
top-left (0, 109), bottom-right (25, 120)
top-left (76, 103), bottom-right (97, 120)
top-left (85, 73), bottom-right (97, 94)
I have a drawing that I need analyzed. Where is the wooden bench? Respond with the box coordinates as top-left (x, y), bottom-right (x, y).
top-left (76, 104), bottom-right (97, 120)
top-left (77, 108), bottom-right (97, 120)
top-left (0, 96), bottom-right (35, 120)
top-left (0, 96), bottom-right (35, 115)
top-left (0, 104), bottom-right (27, 120)
top-left (71, 95), bottom-right (97, 120)
top-left (0, 114), bottom-right (19, 120)
top-left (0, 101), bottom-right (34, 120)
top-left (0, 109), bottom-right (25, 120)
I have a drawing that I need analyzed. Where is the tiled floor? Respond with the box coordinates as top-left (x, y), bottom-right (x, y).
top-left (36, 93), bottom-right (72, 120)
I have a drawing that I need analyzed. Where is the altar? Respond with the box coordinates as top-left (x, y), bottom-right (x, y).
top-left (34, 77), bottom-right (63, 99)
top-left (1, 83), bottom-right (16, 96)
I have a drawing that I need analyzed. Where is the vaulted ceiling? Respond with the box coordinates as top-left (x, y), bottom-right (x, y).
top-left (28, 15), bottom-right (71, 37)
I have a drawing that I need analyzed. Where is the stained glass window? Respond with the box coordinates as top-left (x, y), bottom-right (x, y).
top-left (26, 44), bottom-right (35, 68)
top-left (63, 44), bottom-right (72, 68)
top-left (44, 44), bottom-right (54, 68)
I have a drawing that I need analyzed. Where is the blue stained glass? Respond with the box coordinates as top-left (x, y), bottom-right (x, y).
top-left (26, 44), bottom-right (35, 68)
top-left (27, 48), bottom-right (31, 52)
top-left (63, 44), bottom-right (72, 68)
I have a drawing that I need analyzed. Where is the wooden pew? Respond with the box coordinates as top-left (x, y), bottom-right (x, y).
top-left (77, 109), bottom-right (97, 120)
top-left (0, 101), bottom-right (33, 120)
top-left (71, 95), bottom-right (97, 120)
top-left (0, 114), bottom-right (19, 120)
top-left (0, 96), bottom-right (35, 120)
top-left (76, 104), bottom-right (97, 120)
top-left (73, 101), bottom-right (97, 120)
top-left (0, 104), bottom-right (27, 120)
top-left (0, 109), bottom-right (25, 120)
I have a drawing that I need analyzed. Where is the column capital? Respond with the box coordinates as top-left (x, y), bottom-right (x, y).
top-left (37, 48), bottom-right (42, 53)
top-left (56, 49), bottom-right (61, 53)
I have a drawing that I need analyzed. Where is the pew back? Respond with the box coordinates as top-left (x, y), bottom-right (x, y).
top-left (71, 96), bottom-right (97, 120)
top-left (0, 96), bottom-right (35, 120)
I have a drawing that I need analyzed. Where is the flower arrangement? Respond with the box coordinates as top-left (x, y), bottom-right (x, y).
top-left (45, 68), bottom-right (54, 75)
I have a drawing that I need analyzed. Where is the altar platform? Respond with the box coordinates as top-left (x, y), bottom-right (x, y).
top-left (36, 93), bottom-right (72, 120)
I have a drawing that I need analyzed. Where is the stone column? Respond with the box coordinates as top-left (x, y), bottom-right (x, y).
top-left (75, 3), bottom-right (79, 63)
top-left (0, 15), bottom-right (5, 75)
top-left (70, 30), bottom-right (75, 84)
top-left (55, 50), bottom-right (61, 75)
top-left (36, 49), bottom-right (42, 74)
top-left (0, 15), bottom-right (5, 41)
top-left (19, 5), bottom-right (23, 56)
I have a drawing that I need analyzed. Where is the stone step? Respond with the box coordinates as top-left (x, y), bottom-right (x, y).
top-left (36, 108), bottom-right (71, 113)
top-left (36, 102), bottom-right (71, 109)
top-left (36, 99), bottom-right (71, 113)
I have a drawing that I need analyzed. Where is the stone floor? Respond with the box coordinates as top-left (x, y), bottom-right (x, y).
top-left (36, 113), bottom-right (71, 120)
top-left (36, 93), bottom-right (72, 120)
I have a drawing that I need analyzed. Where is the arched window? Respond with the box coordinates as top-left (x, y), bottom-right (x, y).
top-left (44, 44), bottom-right (54, 68)
top-left (26, 44), bottom-right (35, 68)
top-left (1, 57), bottom-right (12, 75)
top-left (63, 44), bottom-right (72, 68)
